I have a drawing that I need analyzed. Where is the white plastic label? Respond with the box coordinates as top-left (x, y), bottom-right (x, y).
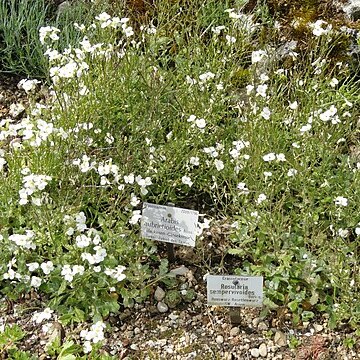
top-left (141, 202), bottom-right (199, 247)
top-left (207, 275), bottom-right (263, 307)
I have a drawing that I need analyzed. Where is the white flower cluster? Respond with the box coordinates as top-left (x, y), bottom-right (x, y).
top-left (19, 169), bottom-right (52, 206)
top-left (18, 79), bottom-right (41, 94)
top-left (3, 258), bottom-right (21, 281)
top-left (32, 308), bottom-right (54, 324)
top-left (61, 264), bottom-right (85, 282)
top-left (95, 12), bottom-right (133, 36)
top-left (26, 261), bottom-right (54, 275)
top-left (9, 230), bottom-right (36, 250)
top-left (309, 20), bottom-right (332, 37)
top-left (104, 265), bottom-right (126, 282)
top-left (186, 114), bottom-right (207, 130)
top-left (80, 321), bottom-right (106, 353)
top-left (39, 26), bottom-right (60, 45)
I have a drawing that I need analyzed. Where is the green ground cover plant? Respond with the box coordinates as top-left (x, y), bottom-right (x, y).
top-left (0, 0), bottom-right (359, 355)
top-left (0, 0), bottom-right (108, 78)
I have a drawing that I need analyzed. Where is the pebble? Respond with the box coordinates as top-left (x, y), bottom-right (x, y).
top-left (313, 324), bottom-right (323, 332)
top-left (154, 286), bottom-right (166, 302)
top-left (230, 327), bottom-right (240, 337)
top-left (250, 348), bottom-right (260, 357)
top-left (274, 331), bottom-right (287, 347)
top-left (170, 266), bottom-right (190, 276)
top-left (257, 321), bottom-right (269, 331)
top-left (258, 343), bottom-right (268, 357)
top-left (157, 302), bottom-right (169, 313)
top-left (130, 344), bottom-right (139, 350)
top-left (216, 335), bottom-right (224, 344)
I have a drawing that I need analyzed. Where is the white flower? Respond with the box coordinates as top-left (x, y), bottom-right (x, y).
top-left (256, 84), bottom-right (267, 97)
top-left (30, 276), bottom-right (42, 288)
top-left (41, 261), bottom-right (54, 275)
top-left (214, 159), bottom-right (224, 171)
top-left (189, 157), bottom-right (199, 166)
top-left (32, 308), bottom-right (54, 324)
top-left (199, 72), bottom-right (215, 82)
top-left (187, 115), bottom-right (196, 122)
top-left (105, 265), bottom-right (126, 282)
top-left (334, 196), bottom-right (348, 207)
top-left (130, 194), bottom-right (140, 207)
top-left (26, 262), bottom-right (39, 272)
top-left (263, 153), bottom-right (276, 162)
top-left (330, 78), bottom-right (339, 88)
top-left (338, 228), bottom-right (349, 238)
top-left (18, 79), bottom-right (40, 94)
top-left (300, 124), bottom-right (312, 133)
top-left (355, 227), bottom-right (360, 236)
top-left (287, 168), bottom-right (298, 177)
top-left (264, 171), bottom-right (272, 178)
top-left (83, 341), bottom-right (92, 353)
top-left (237, 182), bottom-right (249, 194)
top-left (276, 153), bottom-right (286, 162)
top-left (124, 173), bottom-right (135, 184)
top-left (39, 26), bottom-right (60, 44)
top-left (182, 176), bottom-right (193, 187)
top-left (261, 107), bottom-right (271, 120)
top-left (225, 35), bottom-right (236, 44)
top-left (246, 84), bottom-right (254, 95)
top-left (195, 118), bottom-right (206, 129)
top-left (129, 210), bottom-right (142, 224)
top-left (256, 193), bottom-right (267, 204)
top-left (212, 25), bottom-right (226, 35)
top-left (289, 101), bottom-right (298, 110)
top-left (251, 50), bottom-right (267, 64)
top-left (309, 20), bottom-right (332, 37)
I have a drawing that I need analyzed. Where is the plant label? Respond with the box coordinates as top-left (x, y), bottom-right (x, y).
top-left (207, 275), bottom-right (263, 307)
top-left (141, 202), bottom-right (199, 247)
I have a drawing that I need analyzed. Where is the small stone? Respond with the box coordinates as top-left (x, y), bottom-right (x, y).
top-left (154, 286), bottom-right (166, 302)
top-left (216, 335), bottom-right (224, 344)
top-left (250, 348), bottom-right (260, 357)
top-left (252, 317), bottom-right (261, 327)
top-left (157, 301), bottom-right (169, 313)
top-left (169, 313), bottom-right (179, 321)
top-left (134, 327), bottom-right (141, 335)
top-left (130, 343), bottom-right (139, 350)
top-left (257, 321), bottom-right (268, 331)
top-left (274, 330), bottom-right (287, 347)
top-left (259, 343), bottom-right (268, 357)
top-left (313, 324), bottom-right (323, 332)
top-left (170, 266), bottom-right (190, 276)
top-left (230, 327), bottom-right (240, 337)
top-left (57, 1), bottom-right (71, 16)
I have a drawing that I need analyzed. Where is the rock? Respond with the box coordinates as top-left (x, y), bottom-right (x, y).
top-left (44, 322), bottom-right (65, 352)
top-left (230, 326), bottom-right (240, 337)
top-left (252, 317), bottom-right (261, 327)
top-left (258, 343), bottom-right (268, 357)
top-left (57, 1), bottom-right (71, 16)
top-left (257, 321), bottom-right (269, 331)
top-left (313, 324), bottom-right (324, 333)
top-left (274, 330), bottom-right (287, 347)
top-left (130, 343), bottom-right (139, 350)
top-left (157, 302), bottom-right (168, 313)
top-left (170, 266), bottom-right (190, 276)
top-left (250, 348), bottom-right (260, 357)
top-left (216, 335), bottom-right (224, 344)
top-left (154, 286), bottom-right (165, 302)
top-left (343, 0), bottom-right (360, 21)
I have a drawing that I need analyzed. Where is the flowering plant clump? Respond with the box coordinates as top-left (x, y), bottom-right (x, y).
top-left (0, 1), bottom-right (359, 346)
